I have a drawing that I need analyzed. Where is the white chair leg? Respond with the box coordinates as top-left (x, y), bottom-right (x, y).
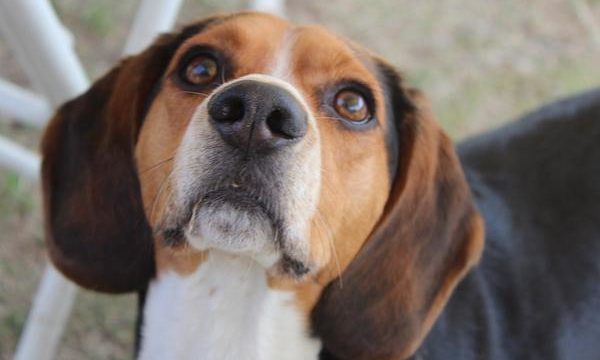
top-left (0, 136), bottom-right (40, 181)
top-left (249, 0), bottom-right (286, 16)
top-left (13, 268), bottom-right (77, 360)
top-left (0, 0), bottom-right (88, 357)
top-left (122, 0), bottom-right (185, 56)
top-left (0, 0), bottom-right (89, 105)
top-left (0, 80), bottom-right (51, 128)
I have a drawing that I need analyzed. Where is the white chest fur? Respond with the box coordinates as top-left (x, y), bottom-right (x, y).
top-left (138, 252), bottom-right (321, 360)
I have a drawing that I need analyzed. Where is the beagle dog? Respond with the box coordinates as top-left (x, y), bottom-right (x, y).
top-left (40, 12), bottom-right (600, 360)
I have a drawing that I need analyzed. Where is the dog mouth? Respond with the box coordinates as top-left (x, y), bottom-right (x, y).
top-left (197, 188), bottom-right (276, 224)
top-left (158, 187), bottom-right (312, 277)
top-left (187, 188), bottom-right (278, 247)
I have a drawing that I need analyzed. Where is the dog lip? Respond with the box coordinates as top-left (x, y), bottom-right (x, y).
top-left (200, 188), bottom-right (273, 218)
top-left (159, 227), bottom-right (186, 247)
top-left (189, 187), bottom-right (283, 242)
top-left (155, 188), bottom-right (272, 248)
top-left (281, 254), bottom-right (311, 277)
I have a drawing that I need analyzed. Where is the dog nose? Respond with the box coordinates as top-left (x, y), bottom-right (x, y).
top-left (208, 80), bottom-right (308, 152)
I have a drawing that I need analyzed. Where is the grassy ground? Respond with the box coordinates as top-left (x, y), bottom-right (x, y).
top-left (0, 0), bottom-right (599, 358)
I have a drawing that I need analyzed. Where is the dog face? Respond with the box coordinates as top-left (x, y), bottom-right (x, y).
top-left (41, 12), bottom-right (484, 359)
top-left (135, 13), bottom-right (393, 280)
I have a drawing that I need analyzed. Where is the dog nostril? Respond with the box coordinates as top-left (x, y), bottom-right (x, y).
top-left (266, 109), bottom-right (291, 139)
top-left (211, 96), bottom-right (245, 123)
top-left (266, 108), bottom-right (307, 140)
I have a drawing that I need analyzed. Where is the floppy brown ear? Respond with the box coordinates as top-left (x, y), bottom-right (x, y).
top-left (312, 63), bottom-right (485, 359)
top-left (40, 20), bottom-right (219, 293)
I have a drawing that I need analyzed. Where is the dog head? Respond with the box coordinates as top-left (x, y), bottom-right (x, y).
top-left (42, 12), bottom-right (484, 359)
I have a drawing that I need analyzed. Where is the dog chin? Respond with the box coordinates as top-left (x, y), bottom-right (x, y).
top-left (185, 201), bottom-right (281, 268)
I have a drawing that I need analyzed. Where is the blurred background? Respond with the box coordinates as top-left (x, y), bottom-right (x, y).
top-left (0, 0), bottom-right (599, 358)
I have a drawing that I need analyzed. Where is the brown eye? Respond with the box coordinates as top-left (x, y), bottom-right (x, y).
top-left (184, 56), bottom-right (218, 85)
top-left (334, 89), bottom-right (370, 122)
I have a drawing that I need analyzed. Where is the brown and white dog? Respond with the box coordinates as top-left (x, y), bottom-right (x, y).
top-left (41, 11), bottom-right (600, 360)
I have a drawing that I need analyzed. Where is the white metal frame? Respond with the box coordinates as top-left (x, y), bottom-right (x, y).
top-left (0, 1), bottom-right (182, 359)
top-left (0, 0), bottom-right (284, 359)
top-left (0, 80), bottom-right (50, 128)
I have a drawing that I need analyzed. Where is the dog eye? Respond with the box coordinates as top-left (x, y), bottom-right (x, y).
top-left (184, 55), bottom-right (219, 86)
top-left (334, 89), bottom-right (370, 122)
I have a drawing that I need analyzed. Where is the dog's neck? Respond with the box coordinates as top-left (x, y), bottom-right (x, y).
top-left (138, 251), bottom-right (321, 360)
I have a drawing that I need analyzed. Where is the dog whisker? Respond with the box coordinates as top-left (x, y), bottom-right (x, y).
top-left (183, 90), bottom-right (211, 97)
top-left (139, 155), bottom-right (175, 175)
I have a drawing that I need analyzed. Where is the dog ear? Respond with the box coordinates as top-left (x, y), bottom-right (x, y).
top-left (312, 62), bottom-right (485, 359)
top-left (40, 19), bottom-right (220, 293)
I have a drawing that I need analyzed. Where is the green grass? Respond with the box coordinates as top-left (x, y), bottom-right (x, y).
top-left (1, 173), bottom-right (35, 213)
top-left (82, 2), bottom-right (113, 37)
top-left (429, 59), bottom-right (600, 138)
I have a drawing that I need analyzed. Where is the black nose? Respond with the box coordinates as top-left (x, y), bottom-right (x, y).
top-left (207, 80), bottom-right (308, 152)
